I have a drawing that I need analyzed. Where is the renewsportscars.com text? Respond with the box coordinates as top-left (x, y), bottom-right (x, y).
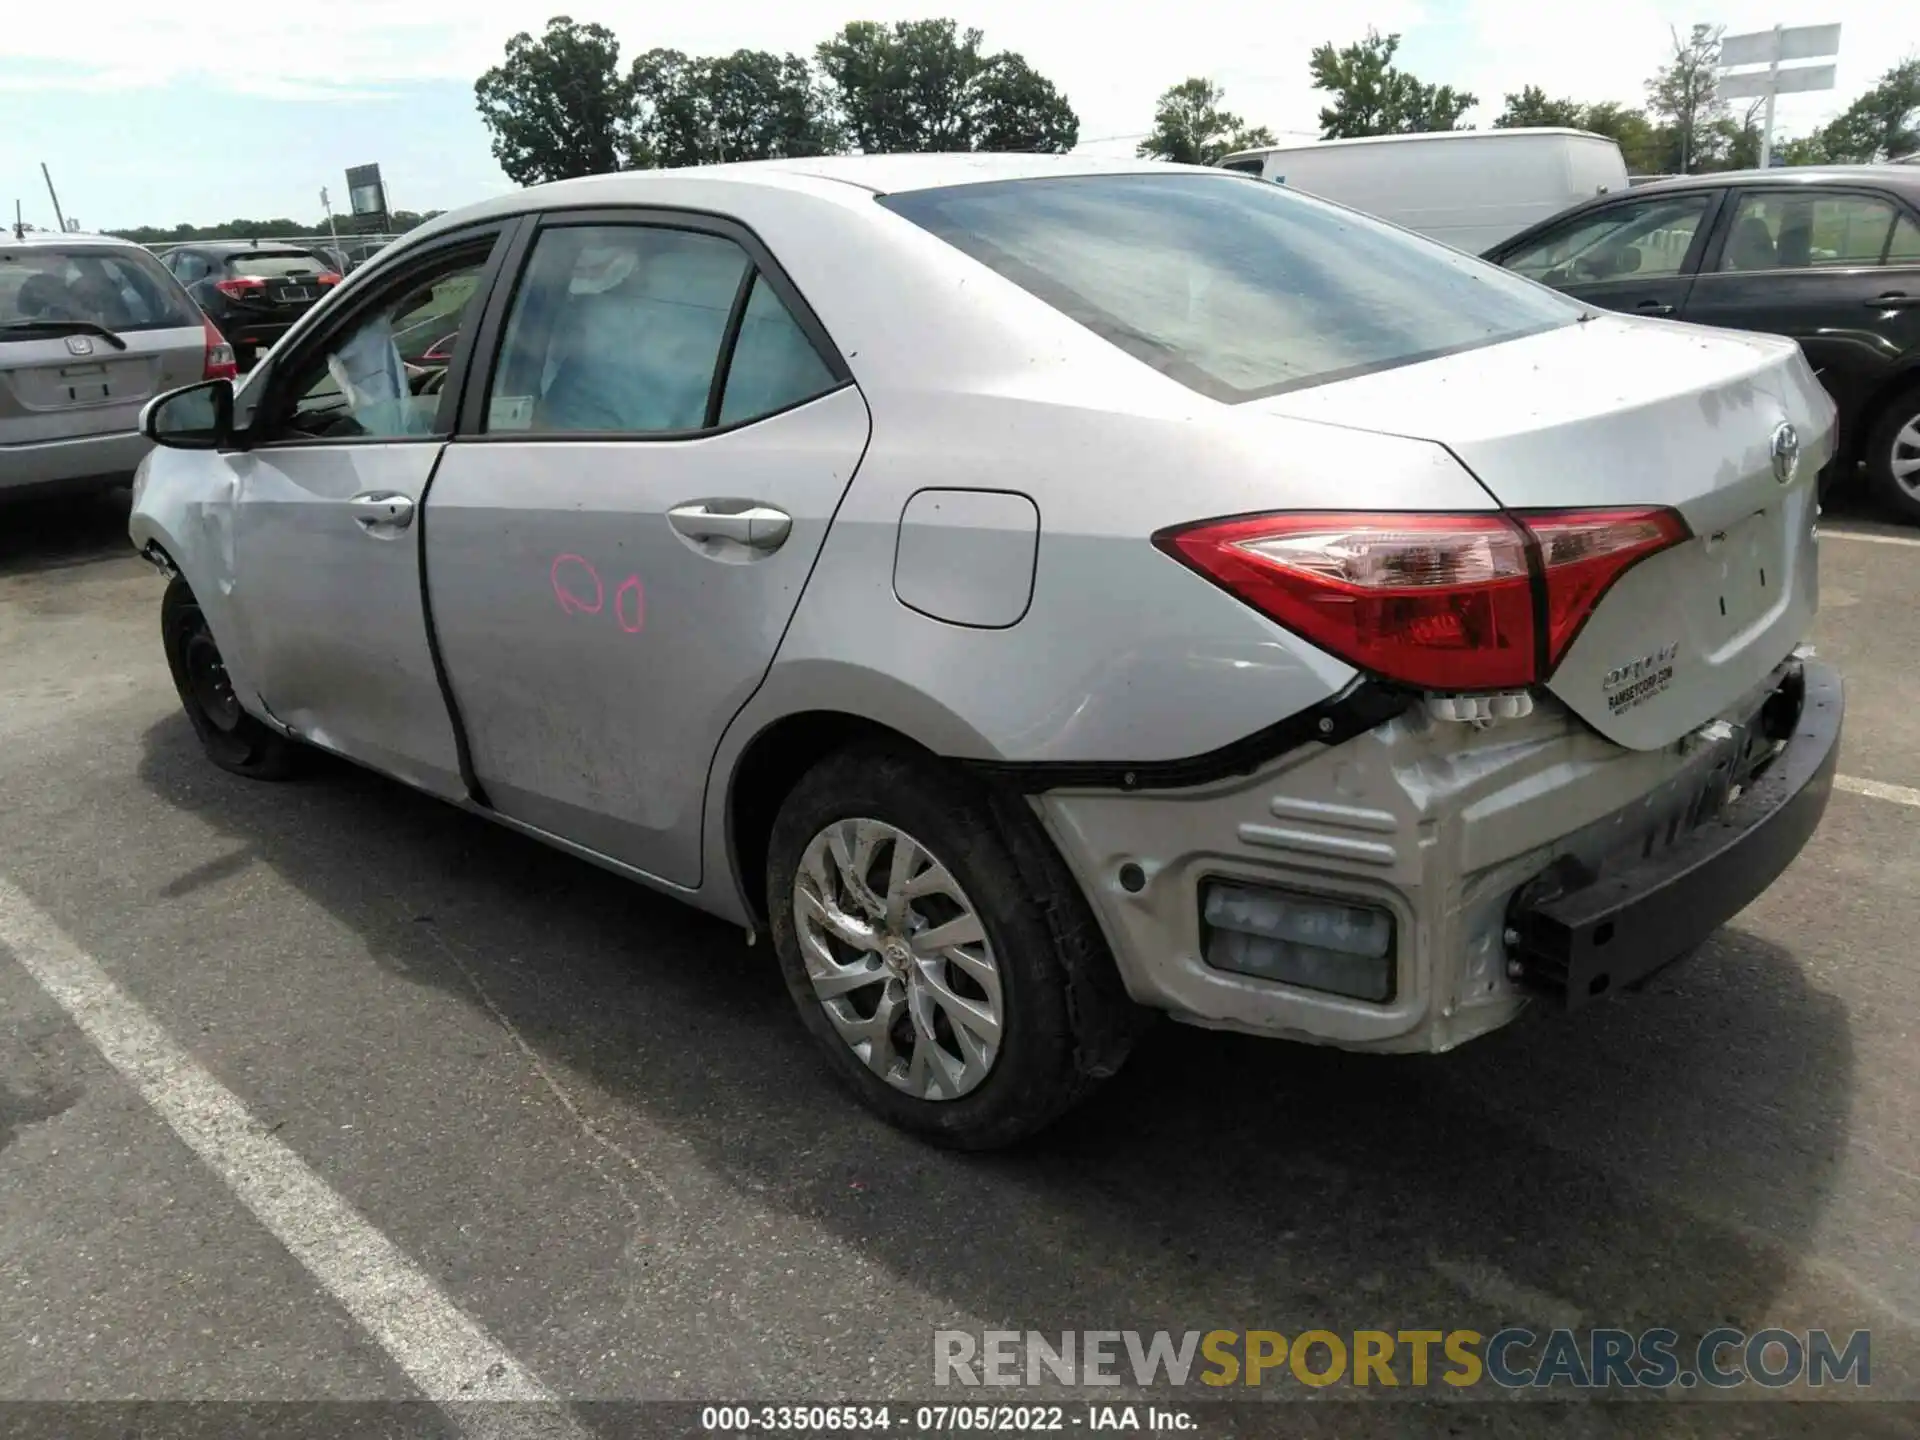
top-left (934, 1328), bottom-right (1871, 1391)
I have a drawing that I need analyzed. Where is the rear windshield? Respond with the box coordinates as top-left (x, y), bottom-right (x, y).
top-left (0, 245), bottom-right (200, 333)
top-left (880, 173), bottom-right (1580, 401)
top-left (229, 252), bottom-right (332, 278)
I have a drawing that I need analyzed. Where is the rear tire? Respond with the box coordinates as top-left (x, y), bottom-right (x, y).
top-left (765, 744), bottom-right (1137, 1149)
top-left (160, 577), bottom-right (302, 780)
top-left (1864, 382), bottom-right (1920, 526)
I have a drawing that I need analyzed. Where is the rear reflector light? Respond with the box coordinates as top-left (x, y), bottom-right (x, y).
top-left (213, 276), bottom-right (267, 299)
top-left (1155, 507), bottom-right (1688, 691)
top-left (1202, 881), bottom-right (1395, 1002)
top-left (201, 316), bottom-right (238, 380)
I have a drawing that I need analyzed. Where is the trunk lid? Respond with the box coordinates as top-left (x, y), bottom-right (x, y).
top-left (1255, 315), bottom-right (1835, 750)
top-left (224, 252), bottom-right (333, 314)
top-left (0, 327), bottom-right (206, 442)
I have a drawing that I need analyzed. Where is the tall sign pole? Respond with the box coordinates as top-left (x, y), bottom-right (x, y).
top-left (39, 163), bottom-right (67, 233)
top-left (320, 186), bottom-right (345, 270)
top-left (1719, 23), bottom-right (1841, 168)
top-left (1762, 24), bottom-right (1782, 169)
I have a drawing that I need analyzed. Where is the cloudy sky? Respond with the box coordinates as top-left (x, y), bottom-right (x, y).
top-left (0, 0), bottom-right (1904, 230)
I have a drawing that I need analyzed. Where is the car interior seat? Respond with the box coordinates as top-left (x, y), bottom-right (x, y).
top-left (1724, 215), bottom-right (1779, 271)
top-left (14, 273), bottom-right (78, 320)
top-left (535, 239), bottom-right (745, 434)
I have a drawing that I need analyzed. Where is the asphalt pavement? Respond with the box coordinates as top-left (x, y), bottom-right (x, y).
top-left (1, 487), bottom-right (1918, 1439)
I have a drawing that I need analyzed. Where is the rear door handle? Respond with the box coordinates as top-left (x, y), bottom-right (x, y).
top-left (1635, 300), bottom-right (1676, 316)
top-left (348, 491), bottom-right (415, 532)
top-left (667, 502), bottom-right (792, 552)
top-left (1867, 291), bottom-right (1920, 308)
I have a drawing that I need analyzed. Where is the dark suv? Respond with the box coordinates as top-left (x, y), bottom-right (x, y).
top-left (1485, 166), bottom-right (1920, 523)
top-left (160, 242), bottom-right (341, 368)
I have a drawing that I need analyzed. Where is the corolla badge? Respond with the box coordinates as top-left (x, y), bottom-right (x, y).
top-left (1770, 422), bottom-right (1800, 485)
top-left (64, 334), bottom-right (93, 356)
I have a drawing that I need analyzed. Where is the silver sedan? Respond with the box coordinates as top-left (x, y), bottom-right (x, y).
top-left (131, 155), bottom-right (1842, 1147)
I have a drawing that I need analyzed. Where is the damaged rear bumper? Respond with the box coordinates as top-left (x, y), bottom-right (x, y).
top-left (1504, 660), bottom-right (1841, 1007)
top-left (1033, 659), bottom-right (1842, 1053)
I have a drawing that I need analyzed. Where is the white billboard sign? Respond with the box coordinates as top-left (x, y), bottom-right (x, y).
top-left (1720, 64), bottom-right (1837, 100)
top-left (1720, 23), bottom-right (1841, 68)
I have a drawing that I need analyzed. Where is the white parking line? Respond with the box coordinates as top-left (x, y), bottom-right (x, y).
top-left (0, 878), bottom-right (584, 1436)
top-left (1836, 774), bottom-right (1920, 808)
top-left (1822, 528), bottom-right (1920, 548)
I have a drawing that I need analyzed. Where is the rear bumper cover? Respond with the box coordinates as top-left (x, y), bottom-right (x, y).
top-left (220, 320), bottom-right (295, 348)
top-left (1, 429), bottom-right (149, 492)
top-left (1505, 660), bottom-right (1841, 1007)
top-left (1034, 659), bottom-right (1841, 1052)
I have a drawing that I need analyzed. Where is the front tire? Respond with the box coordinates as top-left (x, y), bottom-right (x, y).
top-left (160, 577), bottom-right (301, 779)
top-left (1864, 382), bottom-right (1920, 526)
top-left (766, 745), bottom-right (1136, 1149)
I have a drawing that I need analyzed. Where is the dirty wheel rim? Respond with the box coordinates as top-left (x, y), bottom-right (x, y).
top-left (793, 817), bottom-right (1003, 1100)
top-left (1891, 413), bottom-right (1920, 500)
top-left (182, 621), bottom-right (242, 733)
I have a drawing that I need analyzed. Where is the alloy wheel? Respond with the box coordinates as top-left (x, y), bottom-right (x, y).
top-left (1891, 413), bottom-right (1920, 501)
top-left (792, 817), bottom-right (1003, 1100)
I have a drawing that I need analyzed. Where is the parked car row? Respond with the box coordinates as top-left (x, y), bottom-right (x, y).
top-left (159, 241), bottom-right (342, 369)
top-left (128, 155), bottom-right (1840, 1147)
top-left (1484, 166), bottom-right (1920, 524)
top-left (1, 233), bottom-right (446, 501)
top-left (1212, 135), bottom-right (1920, 524)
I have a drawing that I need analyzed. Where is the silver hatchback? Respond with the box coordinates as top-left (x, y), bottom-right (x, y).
top-left (130, 156), bottom-right (1843, 1148)
top-left (2, 233), bottom-right (232, 498)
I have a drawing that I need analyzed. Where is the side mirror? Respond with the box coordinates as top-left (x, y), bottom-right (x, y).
top-left (141, 379), bottom-right (233, 451)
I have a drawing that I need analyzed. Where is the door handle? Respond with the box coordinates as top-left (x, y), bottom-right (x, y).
top-left (348, 492), bottom-right (415, 532)
top-left (667, 502), bottom-right (791, 552)
top-left (1866, 292), bottom-right (1920, 308)
top-left (1635, 300), bottom-right (1676, 316)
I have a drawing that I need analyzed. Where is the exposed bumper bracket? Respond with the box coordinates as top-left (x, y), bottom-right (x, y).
top-left (1505, 660), bottom-right (1843, 1009)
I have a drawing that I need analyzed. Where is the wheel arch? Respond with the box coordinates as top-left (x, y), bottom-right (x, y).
top-left (1845, 359), bottom-right (1920, 464)
top-left (706, 666), bottom-right (1002, 929)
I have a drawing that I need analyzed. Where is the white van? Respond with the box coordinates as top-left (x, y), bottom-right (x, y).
top-left (1217, 128), bottom-right (1629, 253)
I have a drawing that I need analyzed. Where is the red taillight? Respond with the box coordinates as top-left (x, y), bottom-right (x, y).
top-left (201, 316), bottom-right (238, 380)
top-left (213, 276), bottom-right (267, 299)
top-left (1522, 508), bottom-right (1690, 671)
top-left (1154, 507), bottom-right (1689, 692)
top-left (317, 271), bottom-right (342, 285)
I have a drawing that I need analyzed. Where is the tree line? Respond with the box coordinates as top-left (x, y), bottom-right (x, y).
top-left (477, 16), bottom-right (1918, 186)
top-left (99, 16), bottom-right (1919, 237)
top-left (473, 16), bottom-right (1077, 185)
top-left (1142, 27), bottom-right (1918, 172)
top-left (106, 211), bottom-right (442, 247)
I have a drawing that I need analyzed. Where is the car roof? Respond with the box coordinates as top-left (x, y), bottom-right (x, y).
top-left (1, 231), bottom-right (149, 250)
top-left (408, 152), bottom-right (1224, 240)
top-left (196, 241), bottom-right (332, 258)
top-left (1627, 165), bottom-right (1920, 197)
top-left (700, 152), bottom-right (1212, 192)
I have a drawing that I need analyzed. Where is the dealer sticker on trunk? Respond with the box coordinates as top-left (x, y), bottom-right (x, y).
top-left (1603, 642), bottom-right (1679, 714)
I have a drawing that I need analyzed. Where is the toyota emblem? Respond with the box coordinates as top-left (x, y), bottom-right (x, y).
top-left (1770, 422), bottom-right (1800, 485)
top-left (64, 334), bottom-right (94, 357)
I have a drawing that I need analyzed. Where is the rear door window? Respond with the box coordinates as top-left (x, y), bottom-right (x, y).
top-left (0, 246), bottom-right (199, 332)
top-left (484, 222), bottom-right (842, 435)
top-left (1889, 214), bottom-right (1920, 265)
top-left (1717, 192), bottom-right (1902, 272)
top-left (716, 274), bottom-right (840, 426)
top-left (882, 173), bottom-right (1579, 402)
